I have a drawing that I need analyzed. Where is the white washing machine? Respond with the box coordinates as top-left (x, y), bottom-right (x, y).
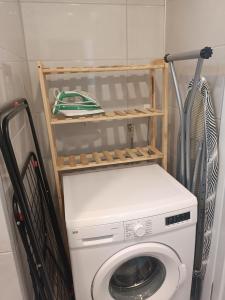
top-left (63, 164), bottom-right (197, 300)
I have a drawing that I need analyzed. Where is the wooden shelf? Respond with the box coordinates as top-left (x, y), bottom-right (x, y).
top-left (57, 145), bottom-right (163, 171)
top-left (38, 60), bottom-right (168, 217)
top-left (51, 107), bottom-right (163, 125)
top-left (41, 63), bottom-right (164, 75)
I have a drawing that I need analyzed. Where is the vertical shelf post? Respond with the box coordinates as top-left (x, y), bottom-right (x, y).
top-left (150, 69), bottom-right (157, 148)
top-left (162, 63), bottom-right (168, 169)
top-left (37, 62), bottom-right (64, 216)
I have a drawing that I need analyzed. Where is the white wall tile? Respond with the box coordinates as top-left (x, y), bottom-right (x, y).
top-left (0, 2), bottom-right (26, 59)
top-left (0, 181), bottom-right (12, 253)
top-left (34, 111), bottom-right (51, 157)
top-left (21, 3), bottom-right (126, 61)
top-left (28, 59), bottom-right (128, 112)
top-left (127, 0), bottom-right (164, 5)
top-left (12, 120), bottom-right (34, 169)
top-left (166, 4), bottom-right (225, 121)
top-left (0, 60), bottom-right (32, 106)
top-left (166, 0), bottom-right (225, 54)
top-left (127, 58), bottom-right (160, 109)
top-left (19, 0), bottom-right (165, 4)
top-left (0, 252), bottom-right (24, 300)
top-left (127, 5), bottom-right (165, 59)
top-left (55, 120), bottom-right (128, 155)
top-left (20, 0), bottom-right (126, 3)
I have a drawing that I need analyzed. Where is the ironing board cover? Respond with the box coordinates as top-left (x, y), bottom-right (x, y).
top-left (188, 78), bottom-right (218, 285)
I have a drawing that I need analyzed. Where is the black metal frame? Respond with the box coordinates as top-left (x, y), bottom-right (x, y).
top-left (0, 99), bottom-right (74, 300)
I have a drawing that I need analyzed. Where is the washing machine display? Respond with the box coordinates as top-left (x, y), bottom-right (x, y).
top-left (166, 212), bottom-right (191, 225)
top-left (109, 256), bottom-right (166, 299)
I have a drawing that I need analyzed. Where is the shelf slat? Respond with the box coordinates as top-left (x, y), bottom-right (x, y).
top-left (136, 147), bottom-right (149, 157)
top-left (126, 148), bottom-right (137, 159)
top-left (51, 108), bottom-right (163, 125)
top-left (103, 151), bottom-right (113, 162)
top-left (57, 145), bottom-right (163, 172)
top-left (80, 154), bottom-right (88, 165)
top-left (92, 152), bottom-right (101, 164)
top-left (115, 149), bottom-right (126, 161)
top-left (68, 155), bottom-right (76, 167)
top-left (42, 63), bottom-right (164, 75)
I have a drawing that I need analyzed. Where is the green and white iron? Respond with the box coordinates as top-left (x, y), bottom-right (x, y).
top-left (52, 89), bottom-right (104, 117)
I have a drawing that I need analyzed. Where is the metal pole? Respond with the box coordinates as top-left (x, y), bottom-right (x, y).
top-left (185, 58), bottom-right (204, 190)
top-left (169, 61), bottom-right (185, 184)
top-left (165, 47), bottom-right (212, 63)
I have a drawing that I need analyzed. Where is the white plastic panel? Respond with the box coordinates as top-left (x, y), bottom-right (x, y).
top-left (67, 205), bottom-right (197, 250)
top-left (67, 222), bottom-right (124, 248)
top-left (64, 164), bottom-right (197, 227)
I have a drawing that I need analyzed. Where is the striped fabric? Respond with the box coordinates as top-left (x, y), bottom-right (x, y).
top-left (188, 78), bottom-right (219, 281)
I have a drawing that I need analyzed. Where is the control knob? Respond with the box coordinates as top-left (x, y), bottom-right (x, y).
top-left (134, 223), bottom-right (146, 237)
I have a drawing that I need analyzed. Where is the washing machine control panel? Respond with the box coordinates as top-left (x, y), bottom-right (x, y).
top-left (124, 217), bottom-right (152, 240)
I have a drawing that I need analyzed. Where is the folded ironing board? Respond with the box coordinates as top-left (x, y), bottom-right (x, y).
top-left (165, 47), bottom-right (219, 300)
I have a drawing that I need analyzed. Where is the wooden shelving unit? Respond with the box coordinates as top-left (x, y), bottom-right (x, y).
top-left (38, 60), bottom-right (168, 216)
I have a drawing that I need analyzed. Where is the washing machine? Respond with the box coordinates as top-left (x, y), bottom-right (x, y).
top-left (63, 164), bottom-right (197, 300)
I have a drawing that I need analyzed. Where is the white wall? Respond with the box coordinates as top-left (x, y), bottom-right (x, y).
top-left (165, 0), bottom-right (225, 299)
top-left (19, 0), bottom-right (166, 186)
top-left (0, 0), bottom-right (33, 298)
top-left (0, 1), bottom-right (166, 297)
top-left (0, 0), bottom-right (165, 300)
top-left (5, 0), bottom-right (225, 298)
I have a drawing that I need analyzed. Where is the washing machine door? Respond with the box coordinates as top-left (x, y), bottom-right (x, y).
top-left (92, 243), bottom-right (186, 300)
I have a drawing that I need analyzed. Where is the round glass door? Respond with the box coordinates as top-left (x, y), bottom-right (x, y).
top-left (92, 243), bottom-right (184, 300)
top-left (109, 256), bottom-right (166, 299)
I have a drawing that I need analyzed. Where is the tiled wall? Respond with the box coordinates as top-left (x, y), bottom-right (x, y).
top-left (19, 0), bottom-right (166, 181)
top-left (165, 0), bottom-right (225, 299)
top-left (2, 1), bottom-right (224, 299)
top-left (166, 0), bottom-right (225, 173)
top-left (0, 1), bottom-right (165, 297)
top-left (0, 0), bottom-right (33, 298)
